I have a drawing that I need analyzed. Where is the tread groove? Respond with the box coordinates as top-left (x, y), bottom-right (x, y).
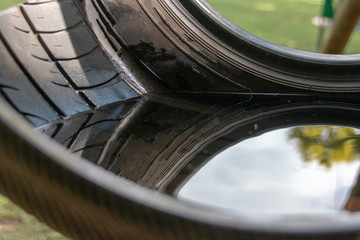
top-left (78, 92), bottom-right (96, 109)
top-left (22, 112), bottom-right (49, 122)
top-left (51, 81), bottom-right (71, 88)
top-left (92, 0), bottom-right (127, 48)
top-left (50, 123), bottom-right (64, 138)
top-left (31, 54), bottom-right (51, 62)
top-left (0, 89), bottom-right (48, 123)
top-left (16, 7), bottom-right (99, 111)
top-left (95, 0), bottom-right (116, 26)
top-left (75, 74), bottom-right (120, 91)
top-left (35, 33), bottom-right (56, 62)
top-left (95, 19), bottom-right (118, 53)
top-left (19, 5), bottom-right (38, 34)
top-left (36, 21), bottom-right (83, 34)
top-left (0, 89), bottom-right (21, 113)
top-left (23, 1), bottom-right (55, 6)
top-left (0, 32), bottom-right (65, 117)
top-left (0, 84), bottom-right (18, 91)
top-left (82, 119), bottom-right (122, 129)
top-left (66, 113), bottom-right (94, 149)
top-left (55, 62), bottom-right (96, 108)
top-left (14, 26), bottom-right (30, 33)
top-left (72, 144), bottom-right (107, 154)
top-left (50, 46), bottom-right (99, 61)
top-left (21, 3), bottom-right (99, 111)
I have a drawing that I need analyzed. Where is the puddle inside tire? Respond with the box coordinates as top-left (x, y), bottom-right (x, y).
top-left (178, 125), bottom-right (360, 222)
top-left (38, 93), bottom-right (360, 224)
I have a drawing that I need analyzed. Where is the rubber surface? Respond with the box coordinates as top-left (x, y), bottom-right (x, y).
top-left (1, 0), bottom-right (360, 240)
top-left (98, 0), bottom-right (360, 94)
top-left (0, 0), bottom-right (138, 127)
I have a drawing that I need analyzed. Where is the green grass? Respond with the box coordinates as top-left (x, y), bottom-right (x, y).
top-left (0, 0), bottom-right (23, 11)
top-left (0, 195), bottom-right (68, 240)
top-left (207, 0), bottom-right (360, 53)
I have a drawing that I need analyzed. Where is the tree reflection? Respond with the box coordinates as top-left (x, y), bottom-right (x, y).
top-left (290, 126), bottom-right (360, 213)
top-left (289, 126), bottom-right (360, 168)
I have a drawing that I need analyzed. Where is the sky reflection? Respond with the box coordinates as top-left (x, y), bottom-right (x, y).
top-left (178, 126), bottom-right (360, 221)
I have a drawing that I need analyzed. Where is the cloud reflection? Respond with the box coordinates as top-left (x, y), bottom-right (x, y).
top-left (178, 127), bottom-right (360, 221)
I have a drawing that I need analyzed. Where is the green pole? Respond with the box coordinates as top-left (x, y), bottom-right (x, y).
top-left (322, 0), bottom-right (334, 18)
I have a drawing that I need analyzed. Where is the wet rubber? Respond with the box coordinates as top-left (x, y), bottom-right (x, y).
top-left (1, 1), bottom-right (360, 240)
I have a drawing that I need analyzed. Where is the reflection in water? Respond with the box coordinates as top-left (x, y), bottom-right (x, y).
top-left (39, 94), bottom-right (360, 223)
top-left (289, 126), bottom-right (360, 168)
top-left (178, 126), bottom-right (360, 221)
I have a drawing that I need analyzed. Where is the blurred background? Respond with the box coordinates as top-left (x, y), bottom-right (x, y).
top-left (0, 0), bottom-right (359, 239)
top-left (207, 0), bottom-right (359, 53)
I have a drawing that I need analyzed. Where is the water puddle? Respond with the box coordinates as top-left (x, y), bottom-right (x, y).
top-left (178, 126), bottom-right (360, 222)
top-left (40, 93), bottom-right (360, 223)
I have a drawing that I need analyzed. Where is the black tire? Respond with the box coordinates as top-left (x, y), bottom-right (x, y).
top-left (94, 0), bottom-right (360, 95)
top-left (1, 1), bottom-right (360, 240)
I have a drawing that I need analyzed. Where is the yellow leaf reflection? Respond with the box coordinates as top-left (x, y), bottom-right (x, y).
top-left (289, 126), bottom-right (360, 168)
